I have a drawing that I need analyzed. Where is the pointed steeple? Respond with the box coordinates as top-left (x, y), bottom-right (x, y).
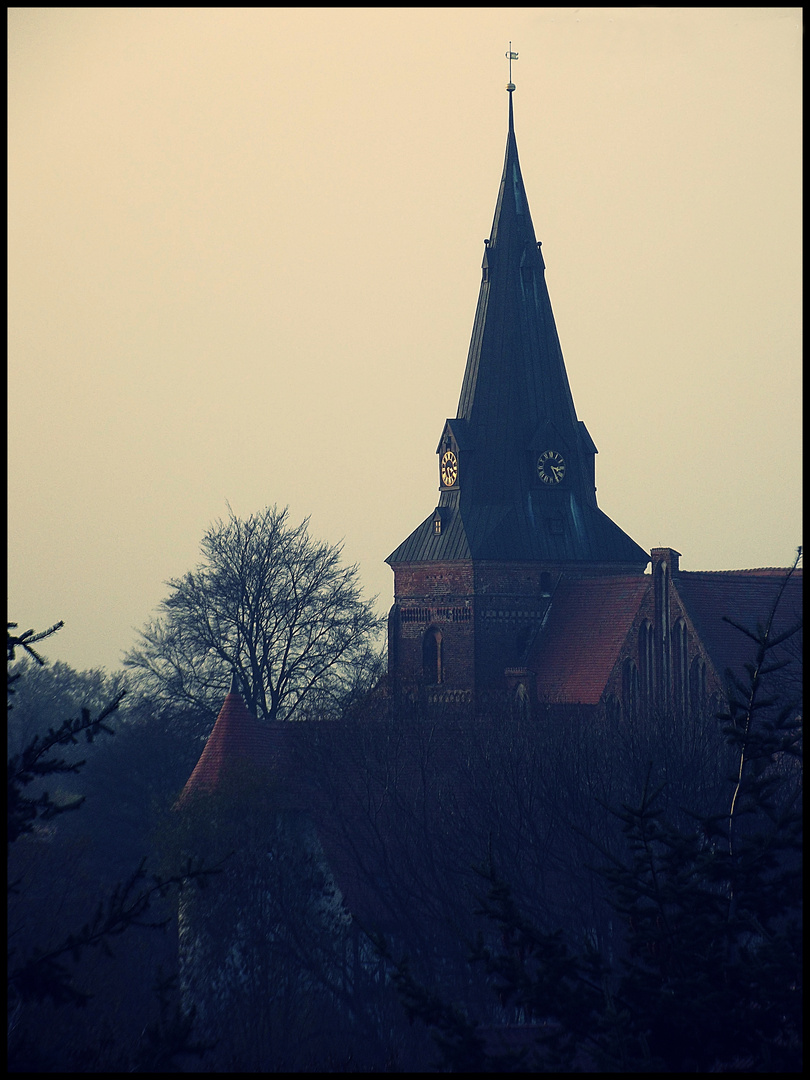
top-left (455, 83), bottom-right (579, 495)
top-left (389, 85), bottom-right (647, 569)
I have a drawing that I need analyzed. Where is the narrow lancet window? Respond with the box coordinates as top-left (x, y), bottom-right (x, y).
top-left (639, 621), bottom-right (654, 712)
top-left (422, 627), bottom-right (443, 685)
top-left (689, 656), bottom-right (707, 718)
top-left (623, 657), bottom-right (640, 722)
top-left (672, 619), bottom-right (688, 717)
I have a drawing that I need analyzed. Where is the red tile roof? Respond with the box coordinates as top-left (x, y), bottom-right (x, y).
top-left (529, 576), bottom-right (650, 704)
top-left (177, 690), bottom-right (292, 806)
top-left (525, 567), bottom-right (801, 707)
top-left (175, 689), bottom-right (467, 931)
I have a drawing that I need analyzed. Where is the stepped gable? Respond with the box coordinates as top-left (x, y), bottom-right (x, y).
top-left (529, 576), bottom-right (650, 705)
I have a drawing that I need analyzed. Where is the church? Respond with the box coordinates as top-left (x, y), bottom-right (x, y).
top-left (175, 77), bottom-right (801, 1069)
top-left (383, 79), bottom-right (799, 722)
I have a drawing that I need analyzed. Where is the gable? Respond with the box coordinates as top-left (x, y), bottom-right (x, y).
top-left (673, 569), bottom-right (802, 691)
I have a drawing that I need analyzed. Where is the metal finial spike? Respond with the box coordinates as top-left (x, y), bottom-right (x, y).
top-left (505, 41), bottom-right (518, 90)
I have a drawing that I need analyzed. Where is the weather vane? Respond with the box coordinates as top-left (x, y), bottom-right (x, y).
top-left (505, 42), bottom-right (518, 90)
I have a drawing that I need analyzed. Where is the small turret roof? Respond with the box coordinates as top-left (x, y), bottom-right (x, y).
top-left (177, 684), bottom-right (277, 805)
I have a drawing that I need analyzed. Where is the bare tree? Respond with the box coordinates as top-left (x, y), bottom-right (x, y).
top-left (124, 505), bottom-right (384, 722)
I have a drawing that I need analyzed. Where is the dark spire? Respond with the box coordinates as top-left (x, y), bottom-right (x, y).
top-left (388, 83), bottom-right (648, 569)
top-left (455, 85), bottom-right (579, 490)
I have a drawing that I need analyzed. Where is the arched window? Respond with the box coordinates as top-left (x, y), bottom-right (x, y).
top-left (638, 620), bottom-right (654, 712)
top-left (513, 681), bottom-right (530, 721)
top-left (672, 619), bottom-right (688, 718)
top-left (709, 690), bottom-right (725, 722)
top-left (689, 656), bottom-right (707, 719)
top-left (422, 626), bottom-right (443, 685)
top-left (654, 561), bottom-right (670, 703)
top-left (622, 657), bottom-right (640, 722)
top-left (604, 694), bottom-right (621, 725)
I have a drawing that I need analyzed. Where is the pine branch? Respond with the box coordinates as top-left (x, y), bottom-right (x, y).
top-left (8, 857), bottom-right (222, 1008)
top-left (7, 691), bottom-right (126, 848)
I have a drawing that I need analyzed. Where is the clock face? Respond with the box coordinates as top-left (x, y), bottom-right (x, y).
top-left (440, 450), bottom-right (458, 487)
top-left (537, 450), bottom-right (566, 485)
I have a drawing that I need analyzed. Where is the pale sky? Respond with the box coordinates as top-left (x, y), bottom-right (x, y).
top-left (8, 7), bottom-right (802, 674)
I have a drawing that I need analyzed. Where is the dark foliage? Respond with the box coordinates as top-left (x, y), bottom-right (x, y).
top-left (8, 623), bottom-right (123, 850)
top-left (7, 621), bottom-right (219, 1071)
top-left (378, 559), bottom-right (802, 1072)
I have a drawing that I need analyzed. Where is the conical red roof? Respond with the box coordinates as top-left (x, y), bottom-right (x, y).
top-left (177, 687), bottom-right (275, 805)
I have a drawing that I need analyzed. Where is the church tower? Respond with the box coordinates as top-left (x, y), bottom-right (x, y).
top-left (387, 80), bottom-right (649, 706)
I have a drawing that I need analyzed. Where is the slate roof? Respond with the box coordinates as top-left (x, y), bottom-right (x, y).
top-left (388, 498), bottom-right (649, 565)
top-left (529, 576), bottom-right (650, 704)
top-left (454, 92), bottom-right (578, 484)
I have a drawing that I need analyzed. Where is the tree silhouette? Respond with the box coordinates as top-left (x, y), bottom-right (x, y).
top-left (124, 504), bottom-right (384, 723)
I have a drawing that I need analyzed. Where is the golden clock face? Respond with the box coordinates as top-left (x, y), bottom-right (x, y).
top-left (440, 450), bottom-right (458, 487)
top-left (537, 450), bottom-right (566, 485)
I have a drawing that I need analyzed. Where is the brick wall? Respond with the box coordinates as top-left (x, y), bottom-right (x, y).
top-left (389, 558), bottom-right (687, 705)
top-left (390, 561), bottom-right (476, 693)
